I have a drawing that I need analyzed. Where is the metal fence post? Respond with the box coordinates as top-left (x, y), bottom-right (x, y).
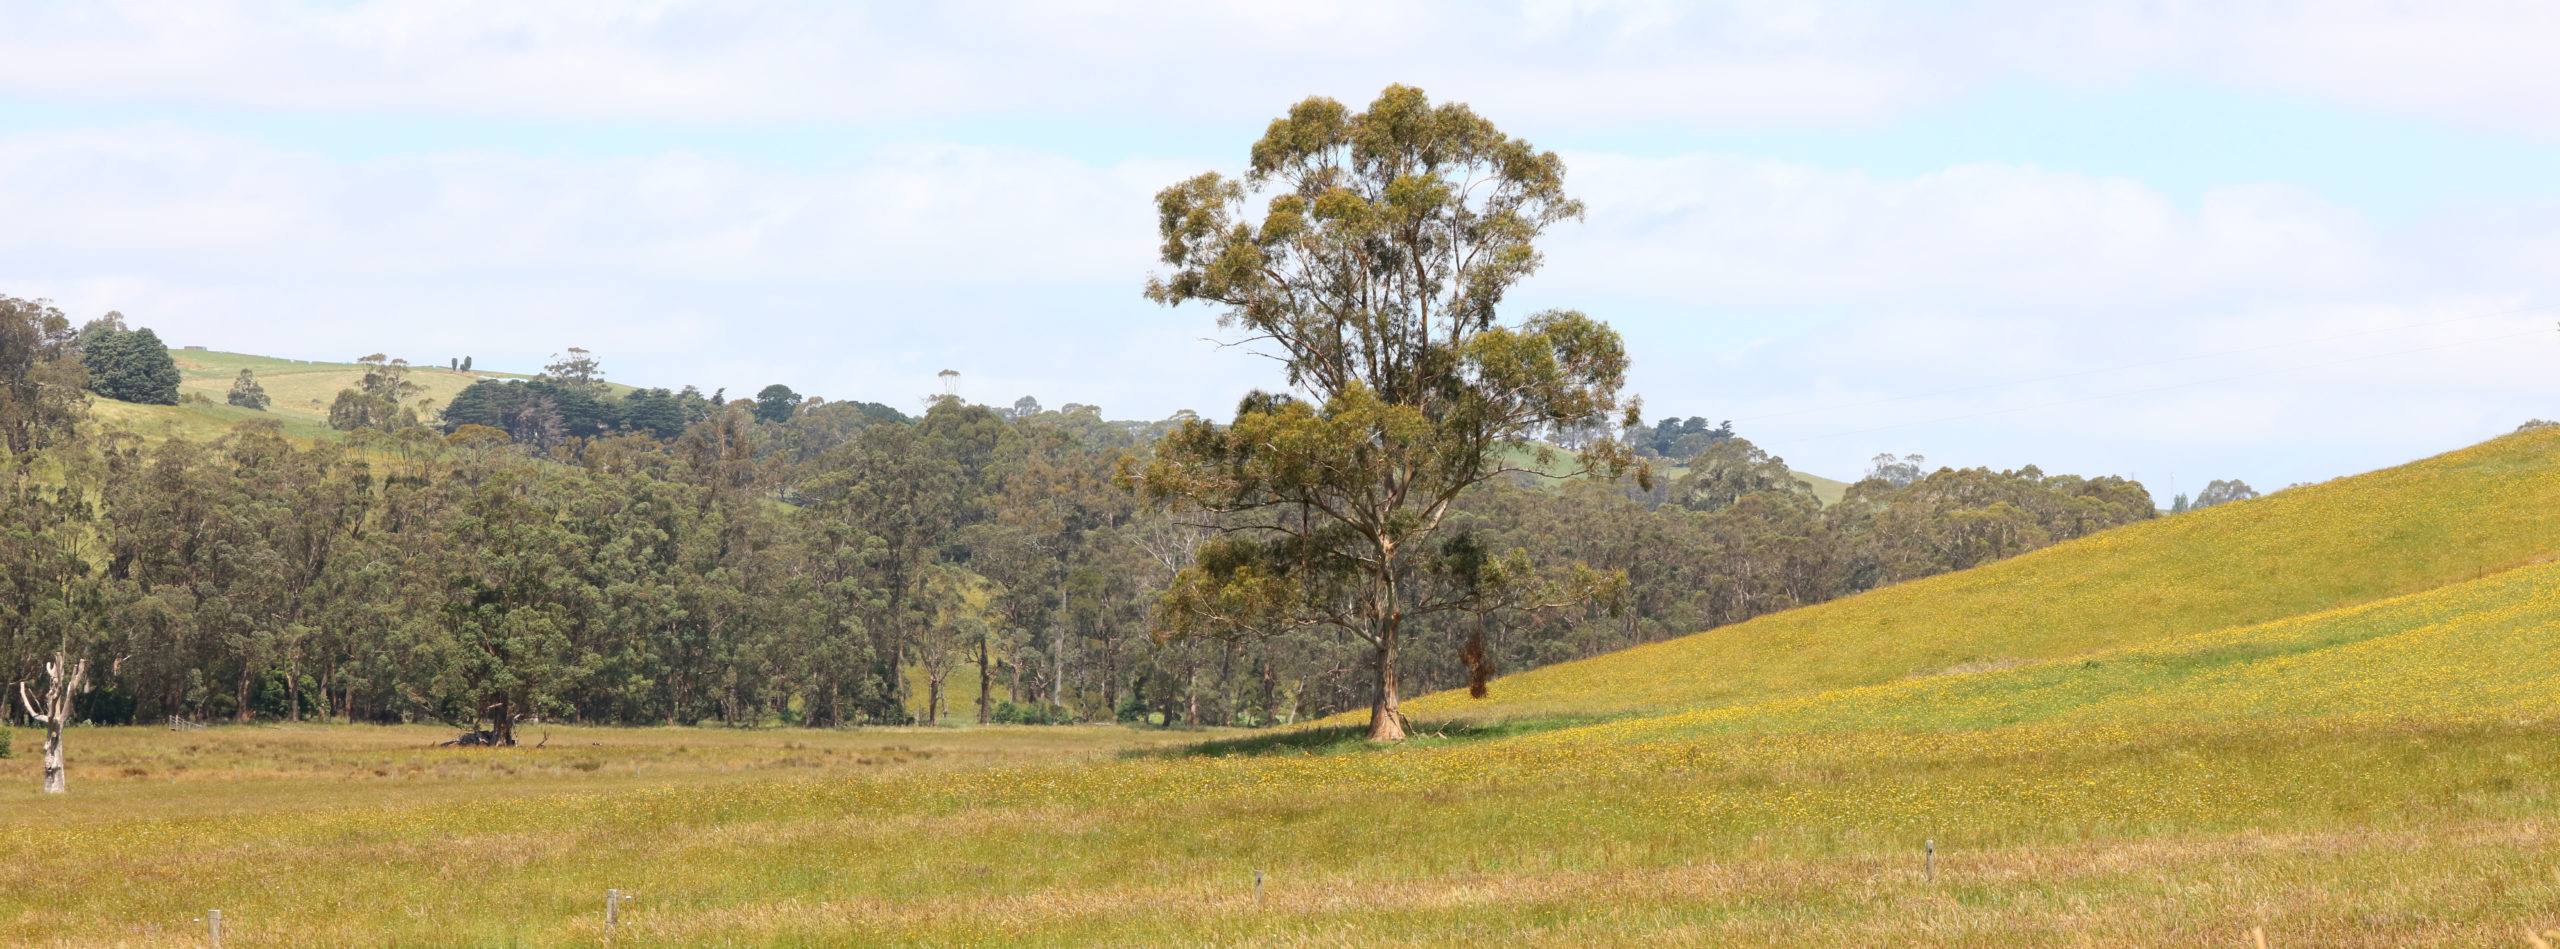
top-left (1925, 840), bottom-right (1934, 882)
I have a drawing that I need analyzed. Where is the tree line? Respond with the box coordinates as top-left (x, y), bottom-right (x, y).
top-left (2, 295), bottom-right (2157, 760)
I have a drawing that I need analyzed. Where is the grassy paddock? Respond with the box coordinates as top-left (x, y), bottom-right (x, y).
top-left (4, 711), bottom-right (2557, 946)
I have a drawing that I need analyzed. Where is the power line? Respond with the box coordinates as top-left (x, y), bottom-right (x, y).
top-left (1764, 325), bottom-right (2554, 448)
top-left (1729, 304), bottom-right (2555, 427)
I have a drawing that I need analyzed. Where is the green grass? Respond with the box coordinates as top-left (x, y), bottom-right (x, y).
top-left (85, 348), bottom-right (652, 446)
top-left (1390, 426), bottom-right (2560, 723)
top-left (1789, 469), bottom-right (1849, 505)
top-left (87, 396), bottom-right (342, 444)
top-left (168, 348), bottom-right (534, 429)
top-left (7, 429), bottom-right (2560, 946)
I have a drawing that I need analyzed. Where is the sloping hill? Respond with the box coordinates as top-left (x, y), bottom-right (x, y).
top-left (1404, 426), bottom-right (2560, 722)
top-left (167, 349), bottom-right (513, 427)
top-left (92, 349), bottom-right (649, 444)
top-left (1791, 469), bottom-right (1849, 506)
top-left (88, 397), bottom-right (340, 443)
top-left (1559, 555), bottom-right (2560, 745)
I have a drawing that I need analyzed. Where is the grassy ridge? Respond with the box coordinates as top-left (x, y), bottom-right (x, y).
top-left (1628, 557), bottom-right (2560, 738)
top-left (167, 349), bottom-right (509, 427)
top-left (88, 348), bottom-right (650, 446)
top-left (1397, 426), bottom-right (2560, 722)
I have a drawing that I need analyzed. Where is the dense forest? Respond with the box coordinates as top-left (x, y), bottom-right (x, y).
top-left (1, 294), bottom-right (2157, 735)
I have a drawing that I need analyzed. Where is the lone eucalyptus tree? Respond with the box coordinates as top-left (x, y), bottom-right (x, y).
top-left (1132, 85), bottom-right (1641, 741)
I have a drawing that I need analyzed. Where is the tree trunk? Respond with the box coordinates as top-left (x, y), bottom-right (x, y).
top-left (488, 697), bottom-right (516, 746)
top-left (1259, 645), bottom-right (1277, 727)
top-left (975, 635), bottom-right (992, 724)
top-left (39, 718), bottom-right (64, 793)
top-left (890, 639), bottom-right (908, 724)
top-left (1365, 634), bottom-right (1405, 741)
top-left (1183, 663), bottom-right (1199, 727)
top-left (925, 671), bottom-right (944, 726)
top-left (1099, 617), bottom-right (1118, 719)
top-left (17, 653), bottom-right (86, 794)
top-left (1051, 582), bottom-right (1067, 712)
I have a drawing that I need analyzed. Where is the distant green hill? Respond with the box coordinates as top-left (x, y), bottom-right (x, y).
top-left (1791, 469), bottom-right (1849, 505)
top-left (91, 349), bottom-right (636, 443)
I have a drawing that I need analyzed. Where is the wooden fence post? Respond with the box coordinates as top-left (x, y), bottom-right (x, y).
top-left (208, 908), bottom-right (222, 948)
top-left (1925, 840), bottom-right (1934, 882)
top-left (1253, 869), bottom-right (1263, 903)
top-left (606, 889), bottom-right (620, 945)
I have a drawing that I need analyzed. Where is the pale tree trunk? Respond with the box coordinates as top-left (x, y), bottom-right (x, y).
top-left (1183, 663), bottom-right (1199, 726)
top-left (17, 652), bottom-right (88, 794)
top-left (1051, 583), bottom-right (1067, 711)
top-left (1365, 636), bottom-right (1404, 741)
top-left (1365, 552), bottom-right (1407, 742)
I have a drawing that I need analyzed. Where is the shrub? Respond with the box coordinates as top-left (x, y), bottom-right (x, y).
top-left (993, 700), bottom-right (1074, 725)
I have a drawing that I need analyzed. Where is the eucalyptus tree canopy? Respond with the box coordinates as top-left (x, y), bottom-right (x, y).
top-left (226, 368), bottom-right (271, 411)
top-left (2192, 479), bottom-right (2259, 508)
top-left (0, 296), bottom-right (85, 462)
top-left (1132, 85), bottom-right (1641, 741)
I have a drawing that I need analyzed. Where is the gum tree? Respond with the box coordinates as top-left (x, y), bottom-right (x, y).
top-left (0, 295), bottom-right (98, 791)
top-left (1132, 85), bottom-right (1641, 741)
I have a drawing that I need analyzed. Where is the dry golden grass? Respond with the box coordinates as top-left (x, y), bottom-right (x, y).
top-left (168, 349), bottom-right (500, 428)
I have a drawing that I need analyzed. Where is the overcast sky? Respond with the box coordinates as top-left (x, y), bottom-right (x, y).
top-left (4, 1), bottom-right (2557, 491)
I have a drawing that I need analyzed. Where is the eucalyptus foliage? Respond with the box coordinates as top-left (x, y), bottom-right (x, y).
top-left (1135, 86), bottom-right (1641, 740)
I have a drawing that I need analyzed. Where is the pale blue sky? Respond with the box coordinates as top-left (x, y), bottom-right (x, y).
top-left (2, 1), bottom-right (2555, 491)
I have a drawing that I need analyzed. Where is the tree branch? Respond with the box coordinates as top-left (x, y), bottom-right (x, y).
top-left (17, 680), bottom-right (47, 725)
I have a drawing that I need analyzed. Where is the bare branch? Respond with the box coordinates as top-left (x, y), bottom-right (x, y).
top-left (17, 680), bottom-right (47, 725)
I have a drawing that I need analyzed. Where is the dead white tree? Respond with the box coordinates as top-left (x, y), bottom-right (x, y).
top-left (16, 649), bottom-right (89, 794)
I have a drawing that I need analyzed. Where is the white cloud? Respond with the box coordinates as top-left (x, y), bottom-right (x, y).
top-left (0, 125), bottom-right (1161, 285)
top-left (1990, 1), bottom-right (2560, 136)
top-left (8, 1), bottom-right (2560, 135)
top-left (0, 1), bottom-right (1936, 126)
top-left (1541, 154), bottom-right (2383, 309)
